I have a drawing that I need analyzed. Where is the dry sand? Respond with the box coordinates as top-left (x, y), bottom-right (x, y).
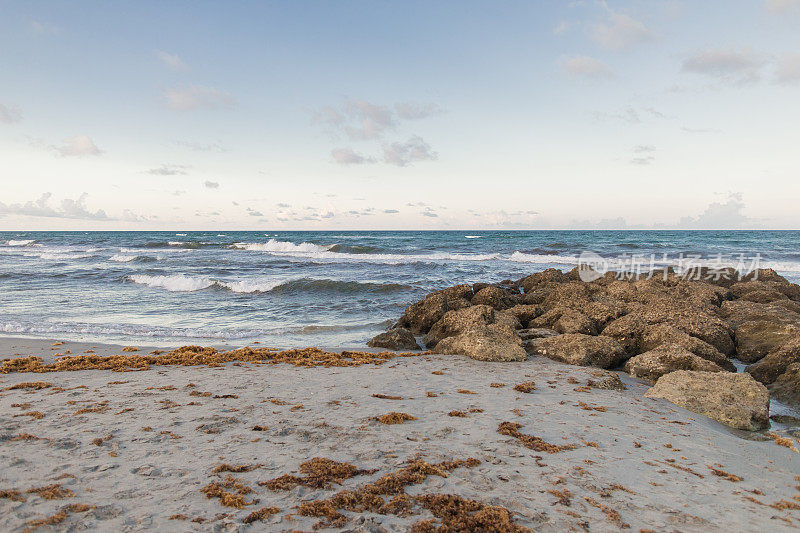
top-left (1, 337), bottom-right (800, 532)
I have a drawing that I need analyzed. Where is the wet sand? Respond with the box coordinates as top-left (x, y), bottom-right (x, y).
top-left (1, 337), bottom-right (799, 531)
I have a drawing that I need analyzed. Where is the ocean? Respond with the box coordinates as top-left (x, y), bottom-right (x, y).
top-left (1, 230), bottom-right (799, 348)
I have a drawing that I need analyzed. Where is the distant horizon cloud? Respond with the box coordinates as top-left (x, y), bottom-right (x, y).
top-left (0, 192), bottom-right (109, 220)
top-left (146, 164), bottom-right (189, 175)
top-left (331, 147), bottom-right (374, 165)
top-left (382, 135), bottom-right (437, 167)
top-left (163, 86), bottom-right (234, 111)
top-left (681, 47), bottom-right (765, 85)
top-left (203, 180), bottom-right (220, 189)
top-left (776, 52), bottom-right (800, 84)
top-left (53, 135), bottom-right (102, 157)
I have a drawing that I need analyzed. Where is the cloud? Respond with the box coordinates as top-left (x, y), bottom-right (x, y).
top-left (54, 135), bottom-right (102, 157)
top-left (0, 193), bottom-right (109, 220)
top-left (394, 102), bottom-right (442, 120)
top-left (155, 50), bottom-right (189, 71)
top-left (560, 55), bottom-right (613, 79)
top-left (382, 136), bottom-right (437, 167)
top-left (553, 21), bottom-right (570, 35)
top-left (276, 203), bottom-right (291, 208)
top-left (146, 164), bottom-right (189, 176)
top-left (776, 53), bottom-right (800, 84)
top-left (30, 20), bottom-right (59, 35)
top-left (0, 103), bottom-right (22, 124)
top-left (174, 140), bottom-right (227, 152)
top-left (383, 209), bottom-right (399, 214)
top-left (592, 8), bottom-right (652, 50)
top-left (676, 193), bottom-right (759, 229)
top-left (203, 181), bottom-right (219, 189)
top-left (331, 148), bottom-right (374, 165)
top-left (630, 145), bottom-right (656, 165)
top-left (246, 208), bottom-right (263, 217)
top-left (163, 86), bottom-right (234, 111)
top-left (765, 0), bottom-right (800, 14)
top-left (681, 47), bottom-right (765, 84)
top-left (342, 99), bottom-right (395, 140)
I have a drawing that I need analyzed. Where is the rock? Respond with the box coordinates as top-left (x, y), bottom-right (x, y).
top-left (719, 299), bottom-right (800, 328)
top-left (471, 286), bottom-right (515, 310)
top-left (423, 305), bottom-right (520, 348)
top-left (541, 282), bottom-right (592, 310)
top-left (366, 328), bottom-right (420, 351)
top-left (432, 324), bottom-right (527, 362)
top-left (505, 304), bottom-right (542, 327)
top-left (517, 328), bottom-right (559, 341)
top-left (587, 370), bottom-right (627, 391)
top-left (527, 333), bottom-right (626, 369)
top-left (639, 323), bottom-right (735, 371)
top-left (624, 344), bottom-right (726, 382)
top-left (643, 371), bottom-right (769, 431)
top-left (398, 284), bottom-right (473, 333)
top-left (530, 307), bottom-right (596, 335)
top-left (734, 320), bottom-right (800, 363)
top-left (747, 338), bottom-right (800, 384)
top-left (519, 268), bottom-right (568, 293)
top-left (742, 268), bottom-right (791, 285)
top-left (770, 363), bottom-right (800, 408)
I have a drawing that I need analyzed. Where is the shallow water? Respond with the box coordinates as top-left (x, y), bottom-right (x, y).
top-left (1, 230), bottom-right (799, 347)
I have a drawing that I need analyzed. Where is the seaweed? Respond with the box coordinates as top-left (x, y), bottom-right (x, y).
top-left (411, 493), bottom-right (531, 533)
top-left (377, 412), bottom-right (417, 424)
top-left (512, 382), bottom-right (536, 394)
top-left (497, 422), bottom-right (578, 453)
top-left (372, 393), bottom-right (402, 400)
top-left (260, 458), bottom-right (374, 490)
top-left (243, 506), bottom-right (280, 524)
top-left (26, 484), bottom-right (75, 500)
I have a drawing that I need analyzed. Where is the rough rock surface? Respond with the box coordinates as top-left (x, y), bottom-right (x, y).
top-left (644, 371), bottom-right (770, 431)
top-left (505, 304), bottom-right (542, 327)
top-left (470, 286), bottom-right (516, 311)
top-left (639, 323), bottom-right (735, 371)
top-left (366, 328), bottom-right (421, 351)
top-left (423, 305), bottom-right (519, 349)
top-left (432, 325), bottom-right (527, 362)
top-left (747, 337), bottom-right (800, 384)
top-left (734, 320), bottom-right (800, 364)
top-left (527, 334), bottom-right (626, 369)
top-left (398, 284), bottom-right (473, 334)
top-left (770, 363), bottom-right (800, 408)
top-left (624, 344), bottom-right (725, 382)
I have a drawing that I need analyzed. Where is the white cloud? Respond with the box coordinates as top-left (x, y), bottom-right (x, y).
top-left (313, 98), bottom-right (441, 140)
top-left (146, 164), bottom-right (189, 175)
top-left (592, 9), bottom-right (652, 50)
top-left (681, 47), bottom-right (765, 84)
top-left (331, 148), bottom-right (373, 165)
top-left (765, 0), bottom-right (800, 14)
top-left (203, 181), bottom-right (220, 189)
top-left (342, 99), bottom-right (395, 140)
top-left (553, 21), bottom-right (570, 35)
top-left (163, 86), bottom-right (234, 111)
top-left (174, 140), bottom-right (227, 152)
top-left (155, 50), bottom-right (189, 71)
top-left (0, 103), bottom-right (22, 124)
top-left (394, 102), bottom-right (442, 120)
top-left (382, 136), bottom-right (438, 167)
top-left (560, 55), bottom-right (613, 79)
top-left (54, 135), bottom-right (102, 157)
top-left (0, 193), bottom-right (109, 220)
top-left (677, 193), bottom-right (759, 229)
top-left (776, 53), bottom-right (800, 84)
top-left (30, 20), bottom-right (60, 35)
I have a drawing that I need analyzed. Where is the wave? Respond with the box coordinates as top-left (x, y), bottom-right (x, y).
top-left (509, 251), bottom-right (581, 264)
top-left (129, 274), bottom-right (214, 292)
top-left (6, 239), bottom-right (35, 246)
top-left (231, 239), bottom-right (331, 253)
top-left (464, 235), bottom-right (481, 239)
top-left (269, 278), bottom-right (411, 294)
top-left (0, 320), bottom-right (267, 340)
top-left (127, 274), bottom-right (412, 294)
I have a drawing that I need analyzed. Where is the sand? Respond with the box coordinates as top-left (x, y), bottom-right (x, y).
top-left (1, 336), bottom-right (800, 532)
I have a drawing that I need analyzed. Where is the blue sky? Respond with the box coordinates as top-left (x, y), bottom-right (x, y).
top-left (1, 0), bottom-right (799, 229)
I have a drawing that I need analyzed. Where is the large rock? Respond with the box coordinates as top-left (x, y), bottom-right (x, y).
top-left (644, 371), bottom-right (769, 431)
top-left (398, 285), bottom-right (472, 334)
top-left (366, 328), bottom-right (420, 351)
top-left (734, 320), bottom-right (800, 364)
top-left (505, 304), bottom-right (542, 327)
top-left (527, 333), bottom-right (626, 369)
top-left (639, 323), bottom-right (735, 371)
top-left (770, 363), bottom-right (800, 408)
top-left (519, 268), bottom-right (568, 293)
top-left (423, 305), bottom-right (520, 348)
top-left (719, 299), bottom-right (800, 328)
top-left (530, 307), bottom-right (596, 335)
top-left (624, 344), bottom-right (726, 383)
top-left (746, 338), bottom-right (800, 384)
top-left (471, 286), bottom-right (516, 310)
top-left (432, 324), bottom-right (527, 362)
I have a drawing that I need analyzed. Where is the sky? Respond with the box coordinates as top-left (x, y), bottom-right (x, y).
top-left (0, 0), bottom-right (799, 230)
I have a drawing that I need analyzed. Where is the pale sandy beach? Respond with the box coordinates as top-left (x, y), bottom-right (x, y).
top-left (2, 337), bottom-right (799, 532)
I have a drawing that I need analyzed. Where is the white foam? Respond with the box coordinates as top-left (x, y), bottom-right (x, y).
top-left (129, 274), bottom-right (214, 292)
top-left (232, 239), bottom-right (330, 253)
top-left (7, 239), bottom-right (35, 246)
top-left (464, 235), bottom-right (481, 239)
top-left (176, 233), bottom-right (187, 236)
top-left (509, 251), bottom-right (581, 264)
top-left (219, 279), bottom-right (285, 293)
top-left (110, 254), bottom-right (137, 262)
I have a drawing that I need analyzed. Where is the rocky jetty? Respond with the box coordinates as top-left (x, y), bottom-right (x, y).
top-left (369, 266), bottom-right (800, 429)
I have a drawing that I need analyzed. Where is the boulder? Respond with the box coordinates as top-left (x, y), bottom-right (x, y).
top-left (432, 324), bottom-right (527, 362)
top-left (746, 338), bottom-right (800, 384)
top-left (398, 284), bottom-right (473, 333)
top-left (770, 363), bottom-right (800, 408)
top-left (471, 286), bottom-right (516, 310)
top-left (734, 320), bottom-right (800, 363)
top-left (505, 304), bottom-right (542, 327)
top-left (519, 268), bottom-right (568, 293)
top-left (719, 299), bottom-right (800, 328)
top-left (527, 333), bottom-right (626, 369)
top-left (541, 282), bottom-right (592, 310)
top-left (530, 307), bottom-right (596, 335)
top-left (517, 328), bottom-right (559, 341)
top-left (587, 370), bottom-right (627, 391)
top-left (423, 305), bottom-right (520, 348)
top-left (644, 371), bottom-right (769, 431)
top-left (366, 328), bottom-right (421, 351)
top-left (639, 323), bottom-right (735, 371)
top-left (624, 344), bottom-right (726, 383)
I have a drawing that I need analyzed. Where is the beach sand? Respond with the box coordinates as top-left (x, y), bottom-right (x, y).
top-left (1, 337), bottom-right (799, 531)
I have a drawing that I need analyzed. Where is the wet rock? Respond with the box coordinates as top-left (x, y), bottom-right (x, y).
top-left (527, 333), bottom-right (626, 369)
top-left (747, 338), bottom-right (800, 384)
top-left (423, 305), bottom-right (520, 348)
top-left (624, 344), bottom-right (726, 382)
top-left (398, 284), bottom-right (473, 334)
top-left (471, 286), bottom-right (516, 310)
top-left (719, 299), bottom-right (800, 328)
top-left (644, 371), bottom-right (769, 431)
top-left (432, 324), bottom-right (527, 362)
top-left (770, 363), bottom-right (800, 408)
top-left (734, 320), bottom-right (800, 364)
top-left (588, 370), bottom-right (627, 391)
top-left (505, 304), bottom-right (542, 327)
top-left (367, 328), bottom-right (420, 351)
